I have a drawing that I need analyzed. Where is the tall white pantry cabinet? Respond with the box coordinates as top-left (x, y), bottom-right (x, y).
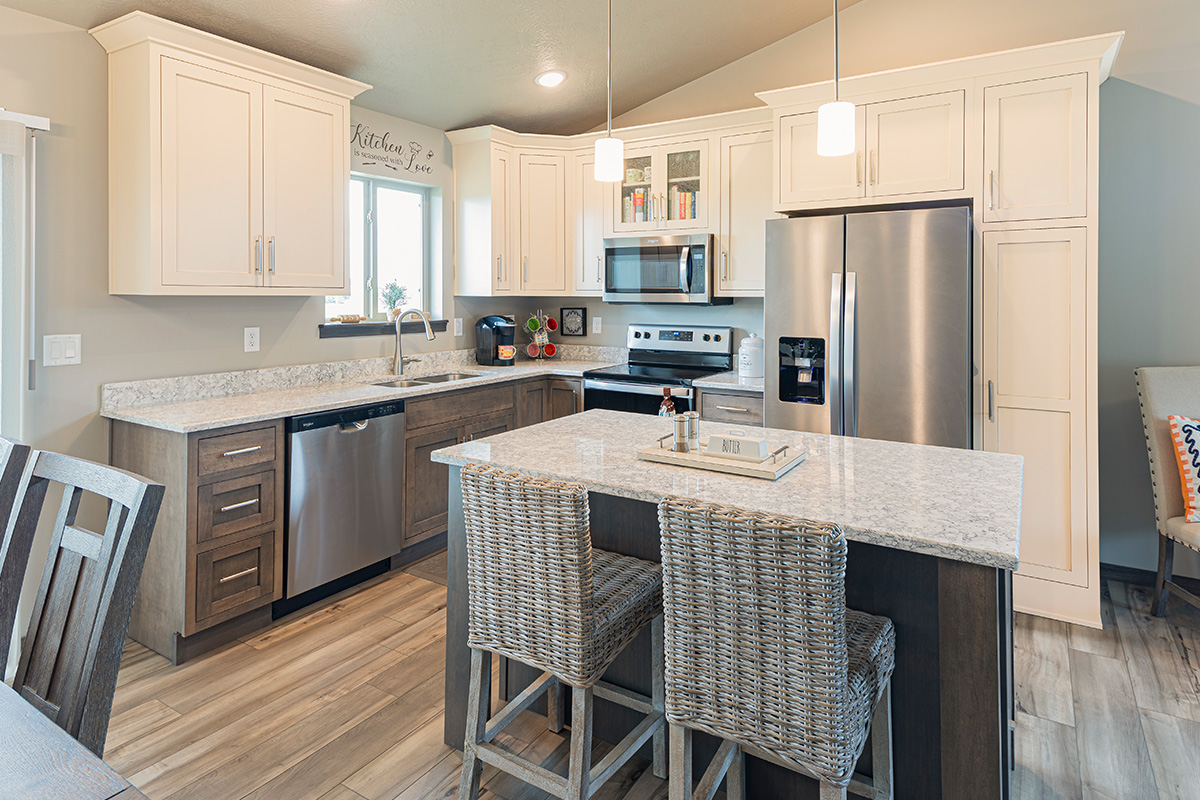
top-left (760, 32), bottom-right (1123, 627)
top-left (90, 12), bottom-right (369, 296)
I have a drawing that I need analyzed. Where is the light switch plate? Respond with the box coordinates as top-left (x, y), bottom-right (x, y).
top-left (244, 327), bottom-right (260, 353)
top-left (454, 318), bottom-right (464, 336)
top-left (592, 316), bottom-right (602, 334)
top-left (43, 334), bottom-right (82, 366)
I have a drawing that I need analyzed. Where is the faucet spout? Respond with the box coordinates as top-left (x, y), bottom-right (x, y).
top-left (394, 308), bottom-right (437, 375)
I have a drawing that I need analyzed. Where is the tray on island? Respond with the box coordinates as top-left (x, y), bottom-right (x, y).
top-left (636, 439), bottom-right (806, 480)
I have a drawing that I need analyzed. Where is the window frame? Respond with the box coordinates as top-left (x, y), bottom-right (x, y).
top-left (344, 174), bottom-right (433, 321)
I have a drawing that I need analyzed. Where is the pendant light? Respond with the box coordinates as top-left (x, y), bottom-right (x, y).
top-left (817, 0), bottom-right (855, 157)
top-left (594, 0), bottom-right (624, 181)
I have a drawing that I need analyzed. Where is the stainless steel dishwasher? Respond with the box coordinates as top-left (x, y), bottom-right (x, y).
top-left (285, 400), bottom-right (404, 599)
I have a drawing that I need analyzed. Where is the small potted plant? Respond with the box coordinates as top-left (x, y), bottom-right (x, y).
top-left (381, 280), bottom-right (409, 321)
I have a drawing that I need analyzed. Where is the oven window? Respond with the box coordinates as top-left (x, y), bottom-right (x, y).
top-left (605, 247), bottom-right (685, 295)
top-left (584, 387), bottom-right (695, 415)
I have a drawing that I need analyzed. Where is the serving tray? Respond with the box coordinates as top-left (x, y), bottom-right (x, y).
top-left (636, 440), bottom-right (806, 480)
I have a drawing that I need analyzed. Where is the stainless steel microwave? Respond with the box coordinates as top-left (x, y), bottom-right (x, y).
top-left (602, 234), bottom-right (729, 305)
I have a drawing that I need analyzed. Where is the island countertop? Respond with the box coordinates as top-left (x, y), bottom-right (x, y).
top-left (431, 408), bottom-right (1022, 569)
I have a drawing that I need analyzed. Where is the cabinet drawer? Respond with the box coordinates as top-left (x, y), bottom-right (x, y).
top-left (700, 392), bottom-right (764, 425)
top-left (197, 470), bottom-right (276, 547)
top-left (195, 532), bottom-right (276, 623)
top-left (406, 385), bottom-right (515, 429)
top-left (197, 426), bottom-right (277, 477)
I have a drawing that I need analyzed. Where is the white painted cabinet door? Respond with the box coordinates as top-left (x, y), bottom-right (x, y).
top-left (983, 228), bottom-right (1088, 592)
top-left (262, 85), bottom-right (345, 289)
top-left (518, 151), bottom-right (567, 294)
top-left (160, 57), bottom-right (262, 287)
top-left (491, 146), bottom-right (515, 293)
top-left (777, 106), bottom-right (865, 207)
top-left (573, 152), bottom-right (604, 295)
top-left (866, 91), bottom-right (965, 197)
top-left (717, 130), bottom-right (773, 296)
top-left (983, 73), bottom-right (1088, 222)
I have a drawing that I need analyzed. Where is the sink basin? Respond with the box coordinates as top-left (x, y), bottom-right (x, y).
top-left (412, 371), bottom-right (483, 383)
top-left (370, 378), bottom-right (428, 389)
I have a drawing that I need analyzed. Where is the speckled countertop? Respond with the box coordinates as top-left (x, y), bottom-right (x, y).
top-left (431, 409), bottom-right (1023, 569)
top-left (692, 371), bottom-right (764, 393)
top-left (101, 360), bottom-right (615, 433)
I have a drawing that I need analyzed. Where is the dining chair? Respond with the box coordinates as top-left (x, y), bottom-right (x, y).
top-left (9, 450), bottom-right (164, 757)
top-left (0, 436), bottom-right (34, 666)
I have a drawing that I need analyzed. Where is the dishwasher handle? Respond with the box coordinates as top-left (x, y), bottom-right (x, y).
top-left (338, 420), bottom-right (369, 433)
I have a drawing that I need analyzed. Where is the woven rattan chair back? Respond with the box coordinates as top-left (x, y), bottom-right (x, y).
top-left (658, 496), bottom-right (863, 785)
top-left (10, 451), bottom-right (164, 757)
top-left (0, 436), bottom-right (34, 666)
top-left (460, 462), bottom-right (608, 687)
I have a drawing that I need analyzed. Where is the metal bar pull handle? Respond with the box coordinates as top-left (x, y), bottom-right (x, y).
top-left (828, 273), bottom-right (843, 435)
top-left (254, 236), bottom-right (263, 274)
top-left (220, 498), bottom-right (259, 513)
top-left (988, 380), bottom-right (996, 422)
top-left (221, 445), bottom-right (262, 458)
top-left (497, 255), bottom-right (502, 280)
top-left (338, 420), bottom-right (369, 433)
top-left (844, 271), bottom-right (858, 437)
top-left (219, 566), bottom-right (258, 584)
top-left (722, 251), bottom-right (728, 281)
top-left (870, 150), bottom-right (877, 185)
top-left (523, 256), bottom-right (529, 282)
top-left (716, 405), bottom-right (750, 413)
top-left (268, 236), bottom-right (276, 274)
top-left (989, 170), bottom-right (996, 211)
top-left (856, 152), bottom-right (862, 186)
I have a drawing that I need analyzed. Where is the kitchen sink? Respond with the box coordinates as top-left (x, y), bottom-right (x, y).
top-left (370, 378), bottom-right (428, 389)
top-left (411, 372), bottom-right (483, 383)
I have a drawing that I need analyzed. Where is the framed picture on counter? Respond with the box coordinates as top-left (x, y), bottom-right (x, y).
top-left (560, 307), bottom-right (587, 337)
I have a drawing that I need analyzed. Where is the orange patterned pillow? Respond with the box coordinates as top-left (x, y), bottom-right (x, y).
top-left (1168, 415), bottom-right (1200, 522)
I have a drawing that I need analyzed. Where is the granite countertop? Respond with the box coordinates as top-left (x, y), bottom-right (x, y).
top-left (431, 409), bottom-right (1023, 569)
top-left (101, 360), bottom-right (615, 433)
top-left (692, 371), bottom-right (764, 394)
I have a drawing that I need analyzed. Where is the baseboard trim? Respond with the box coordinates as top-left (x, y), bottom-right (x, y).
top-left (1099, 561), bottom-right (1200, 595)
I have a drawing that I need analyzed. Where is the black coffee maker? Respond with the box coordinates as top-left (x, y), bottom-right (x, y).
top-left (475, 316), bottom-right (516, 366)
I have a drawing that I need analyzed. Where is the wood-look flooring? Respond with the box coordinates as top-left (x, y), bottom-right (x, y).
top-left (107, 570), bottom-right (1200, 800)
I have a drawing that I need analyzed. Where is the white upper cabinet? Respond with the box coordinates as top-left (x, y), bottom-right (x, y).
top-left (518, 152), bottom-right (568, 294)
top-left (717, 129), bottom-right (774, 297)
top-left (573, 152), bottom-right (604, 295)
top-left (866, 90), bottom-right (964, 197)
top-left (491, 146), bottom-right (515, 293)
top-left (983, 73), bottom-right (1088, 222)
top-left (611, 137), bottom-right (710, 233)
top-left (92, 12), bottom-right (368, 296)
top-left (777, 106), bottom-right (865, 206)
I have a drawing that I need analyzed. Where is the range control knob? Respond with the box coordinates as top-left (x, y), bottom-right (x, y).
top-left (643, 331), bottom-right (652, 339)
top-left (633, 331), bottom-right (642, 339)
top-left (702, 334), bottom-right (711, 342)
top-left (714, 334), bottom-right (723, 342)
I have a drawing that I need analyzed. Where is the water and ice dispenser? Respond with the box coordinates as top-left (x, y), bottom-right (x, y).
top-left (778, 337), bottom-right (825, 405)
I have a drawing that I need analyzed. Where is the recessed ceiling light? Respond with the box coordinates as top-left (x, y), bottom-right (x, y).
top-left (535, 70), bottom-right (566, 88)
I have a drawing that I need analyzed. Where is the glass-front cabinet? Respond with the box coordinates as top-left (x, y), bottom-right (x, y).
top-left (611, 137), bottom-right (709, 233)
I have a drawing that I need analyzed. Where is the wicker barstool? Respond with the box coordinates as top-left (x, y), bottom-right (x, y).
top-left (658, 497), bottom-right (896, 800)
top-left (458, 463), bottom-right (666, 800)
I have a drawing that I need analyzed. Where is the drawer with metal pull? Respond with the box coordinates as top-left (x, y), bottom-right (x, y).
top-left (196, 470), bottom-right (275, 546)
top-left (196, 425), bottom-right (277, 477)
top-left (195, 531), bottom-right (276, 623)
top-left (699, 391), bottom-right (765, 426)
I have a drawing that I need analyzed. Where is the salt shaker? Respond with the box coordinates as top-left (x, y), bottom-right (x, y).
top-left (672, 413), bottom-right (690, 453)
top-left (684, 411), bottom-right (700, 451)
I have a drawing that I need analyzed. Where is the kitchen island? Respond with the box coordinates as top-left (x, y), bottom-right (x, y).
top-left (433, 409), bottom-right (1023, 799)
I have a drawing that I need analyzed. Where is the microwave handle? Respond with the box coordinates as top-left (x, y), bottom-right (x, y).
top-left (678, 246), bottom-right (691, 292)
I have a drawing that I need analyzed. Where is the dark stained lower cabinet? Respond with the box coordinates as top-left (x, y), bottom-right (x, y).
top-left (546, 378), bottom-right (583, 419)
top-left (403, 423), bottom-right (464, 546)
top-left (516, 381), bottom-right (547, 427)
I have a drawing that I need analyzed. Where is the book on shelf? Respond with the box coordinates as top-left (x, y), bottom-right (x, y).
top-left (624, 195), bottom-right (633, 223)
top-left (633, 188), bottom-right (645, 223)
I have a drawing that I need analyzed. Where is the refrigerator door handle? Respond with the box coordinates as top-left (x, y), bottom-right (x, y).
top-left (844, 271), bottom-right (858, 437)
top-left (829, 273), bottom-right (843, 435)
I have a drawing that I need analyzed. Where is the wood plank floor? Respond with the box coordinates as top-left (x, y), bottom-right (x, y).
top-left (108, 571), bottom-right (1200, 800)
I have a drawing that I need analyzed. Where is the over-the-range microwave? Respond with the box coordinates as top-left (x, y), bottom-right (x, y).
top-left (602, 234), bottom-right (730, 305)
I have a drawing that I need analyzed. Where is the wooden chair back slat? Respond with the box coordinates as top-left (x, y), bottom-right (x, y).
top-left (9, 450), bottom-right (163, 757)
top-left (0, 436), bottom-right (34, 666)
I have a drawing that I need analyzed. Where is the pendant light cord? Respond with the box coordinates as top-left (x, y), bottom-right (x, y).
top-left (834, 0), bottom-right (840, 102)
top-left (607, 0), bottom-right (613, 137)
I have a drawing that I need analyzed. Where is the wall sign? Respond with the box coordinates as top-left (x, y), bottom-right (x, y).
top-left (349, 106), bottom-right (450, 187)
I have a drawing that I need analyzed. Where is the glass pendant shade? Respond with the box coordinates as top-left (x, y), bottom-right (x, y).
top-left (594, 136), bottom-right (624, 182)
top-left (817, 100), bottom-right (856, 157)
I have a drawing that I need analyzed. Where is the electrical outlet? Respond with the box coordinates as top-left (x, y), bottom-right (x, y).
top-left (43, 334), bottom-right (82, 366)
top-left (454, 317), bottom-right (464, 336)
top-left (244, 327), bottom-right (260, 353)
top-left (592, 316), bottom-right (602, 335)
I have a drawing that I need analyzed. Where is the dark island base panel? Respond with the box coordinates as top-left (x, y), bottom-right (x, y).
top-left (444, 469), bottom-right (1014, 800)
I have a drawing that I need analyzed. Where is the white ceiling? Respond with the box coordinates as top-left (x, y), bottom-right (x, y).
top-left (1, 0), bottom-right (862, 134)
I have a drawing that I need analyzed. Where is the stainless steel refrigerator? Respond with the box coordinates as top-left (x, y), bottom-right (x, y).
top-left (764, 207), bottom-right (972, 448)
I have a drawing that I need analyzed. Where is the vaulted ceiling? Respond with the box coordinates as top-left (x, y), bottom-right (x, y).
top-left (1, 0), bottom-right (862, 134)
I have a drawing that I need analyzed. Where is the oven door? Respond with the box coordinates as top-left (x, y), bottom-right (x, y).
top-left (602, 234), bottom-right (712, 304)
top-left (583, 380), bottom-right (694, 415)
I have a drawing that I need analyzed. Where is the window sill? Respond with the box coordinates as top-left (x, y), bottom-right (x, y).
top-left (318, 319), bottom-right (449, 339)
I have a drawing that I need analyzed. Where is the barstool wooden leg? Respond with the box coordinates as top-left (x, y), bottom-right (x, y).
top-left (458, 649), bottom-right (489, 800)
top-left (725, 744), bottom-right (745, 800)
top-left (669, 724), bottom-right (692, 800)
top-left (651, 614), bottom-right (667, 779)
top-left (819, 783), bottom-right (848, 799)
top-left (871, 681), bottom-right (894, 800)
top-left (547, 678), bottom-right (565, 733)
top-left (565, 686), bottom-right (594, 800)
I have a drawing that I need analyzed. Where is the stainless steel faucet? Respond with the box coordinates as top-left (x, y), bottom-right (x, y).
top-left (394, 308), bottom-right (436, 375)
